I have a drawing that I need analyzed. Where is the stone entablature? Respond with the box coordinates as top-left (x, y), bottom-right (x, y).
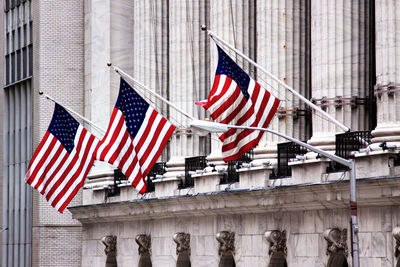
top-left (72, 176), bottom-right (400, 223)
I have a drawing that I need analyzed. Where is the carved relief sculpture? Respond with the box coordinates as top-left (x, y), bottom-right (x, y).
top-left (173, 232), bottom-right (191, 267)
top-left (216, 231), bottom-right (236, 267)
top-left (265, 230), bottom-right (288, 267)
top-left (101, 235), bottom-right (117, 267)
top-left (136, 234), bottom-right (152, 267)
top-left (323, 228), bottom-right (348, 267)
top-left (393, 227), bottom-right (400, 267)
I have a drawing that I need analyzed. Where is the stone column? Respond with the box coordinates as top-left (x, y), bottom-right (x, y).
top-left (309, 0), bottom-right (374, 151)
top-left (371, 0), bottom-right (400, 148)
top-left (166, 0), bottom-right (210, 177)
top-left (208, 0), bottom-right (256, 167)
top-left (254, 0), bottom-right (311, 166)
top-left (84, 0), bottom-right (113, 175)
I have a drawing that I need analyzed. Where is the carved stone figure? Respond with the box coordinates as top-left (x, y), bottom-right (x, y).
top-left (216, 231), bottom-right (235, 267)
top-left (136, 234), bottom-right (152, 267)
top-left (173, 232), bottom-right (191, 267)
top-left (323, 228), bottom-right (348, 267)
top-left (101, 235), bottom-right (117, 267)
top-left (265, 230), bottom-right (288, 267)
top-left (393, 227), bottom-right (400, 267)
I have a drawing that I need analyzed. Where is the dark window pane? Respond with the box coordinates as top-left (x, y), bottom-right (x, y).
top-left (28, 44), bottom-right (32, 76)
top-left (16, 50), bottom-right (21, 81)
top-left (22, 47), bottom-right (27, 78)
top-left (11, 52), bottom-right (15, 83)
top-left (6, 55), bottom-right (10, 85)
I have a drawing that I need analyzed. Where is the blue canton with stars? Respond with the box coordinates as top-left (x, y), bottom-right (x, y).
top-left (116, 78), bottom-right (149, 138)
top-left (215, 45), bottom-right (251, 100)
top-left (48, 103), bottom-right (79, 154)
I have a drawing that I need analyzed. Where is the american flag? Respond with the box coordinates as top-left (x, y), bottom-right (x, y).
top-left (199, 45), bottom-right (280, 162)
top-left (95, 78), bottom-right (176, 193)
top-left (25, 104), bottom-right (99, 213)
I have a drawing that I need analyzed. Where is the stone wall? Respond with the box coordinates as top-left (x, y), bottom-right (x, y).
top-left (32, 0), bottom-right (85, 266)
top-left (72, 177), bottom-right (400, 266)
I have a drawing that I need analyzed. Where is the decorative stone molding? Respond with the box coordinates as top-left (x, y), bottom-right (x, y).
top-left (265, 230), bottom-right (287, 256)
top-left (174, 232), bottom-right (190, 255)
top-left (265, 230), bottom-right (287, 267)
top-left (216, 231), bottom-right (235, 267)
top-left (323, 228), bottom-right (348, 267)
top-left (393, 227), bottom-right (400, 267)
top-left (70, 177), bottom-right (400, 223)
top-left (173, 232), bottom-right (191, 267)
top-left (101, 235), bottom-right (117, 267)
top-left (136, 234), bottom-right (152, 267)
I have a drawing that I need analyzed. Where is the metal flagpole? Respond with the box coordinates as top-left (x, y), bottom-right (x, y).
top-left (201, 25), bottom-right (350, 133)
top-left (190, 119), bottom-right (360, 267)
top-left (108, 63), bottom-right (196, 121)
top-left (39, 91), bottom-right (107, 135)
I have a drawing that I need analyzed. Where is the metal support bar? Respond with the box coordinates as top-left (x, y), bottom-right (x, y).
top-left (109, 64), bottom-right (196, 121)
top-left (349, 160), bottom-right (360, 267)
top-left (201, 25), bottom-right (350, 133)
top-left (39, 92), bottom-right (106, 135)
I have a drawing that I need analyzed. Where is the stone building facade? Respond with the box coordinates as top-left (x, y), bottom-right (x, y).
top-left (2, 0), bottom-right (400, 266)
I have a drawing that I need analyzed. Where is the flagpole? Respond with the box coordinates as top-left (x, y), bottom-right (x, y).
top-left (190, 119), bottom-right (360, 267)
top-left (108, 63), bottom-right (196, 121)
top-left (39, 91), bottom-right (107, 134)
top-left (201, 25), bottom-right (350, 133)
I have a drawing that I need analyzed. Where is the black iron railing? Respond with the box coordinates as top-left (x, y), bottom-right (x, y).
top-left (221, 149), bottom-right (254, 184)
top-left (146, 162), bottom-right (167, 192)
top-left (180, 156), bottom-right (207, 188)
top-left (335, 131), bottom-right (372, 159)
top-left (107, 169), bottom-right (126, 197)
top-left (327, 131), bottom-right (372, 172)
top-left (270, 142), bottom-right (307, 179)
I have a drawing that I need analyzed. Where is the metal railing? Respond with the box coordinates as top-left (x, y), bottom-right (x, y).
top-left (270, 142), bottom-right (307, 179)
top-left (327, 131), bottom-right (372, 172)
top-left (180, 156), bottom-right (207, 188)
top-left (146, 162), bottom-right (167, 192)
top-left (221, 149), bottom-right (254, 184)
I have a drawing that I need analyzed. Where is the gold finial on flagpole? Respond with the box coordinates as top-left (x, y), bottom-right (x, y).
top-left (107, 62), bottom-right (112, 67)
top-left (39, 91), bottom-right (44, 95)
top-left (201, 25), bottom-right (207, 31)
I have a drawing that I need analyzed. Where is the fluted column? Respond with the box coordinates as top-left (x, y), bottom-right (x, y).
top-left (254, 0), bottom-right (311, 166)
top-left (166, 0), bottom-right (210, 177)
top-left (84, 0), bottom-right (112, 174)
top-left (208, 0), bottom-right (256, 166)
top-left (129, 0), bottom-right (170, 160)
top-left (309, 0), bottom-right (374, 151)
top-left (371, 0), bottom-right (400, 147)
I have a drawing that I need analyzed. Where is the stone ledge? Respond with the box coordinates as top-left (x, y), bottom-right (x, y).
top-left (70, 175), bottom-right (400, 224)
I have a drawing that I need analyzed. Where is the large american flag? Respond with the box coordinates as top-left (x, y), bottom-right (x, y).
top-left (25, 104), bottom-right (99, 212)
top-left (199, 45), bottom-right (280, 162)
top-left (95, 78), bottom-right (176, 193)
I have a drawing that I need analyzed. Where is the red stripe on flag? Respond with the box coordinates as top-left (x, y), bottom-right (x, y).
top-left (205, 77), bottom-right (233, 109)
top-left (33, 144), bottom-right (64, 190)
top-left (99, 114), bottom-right (125, 160)
top-left (210, 86), bottom-right (242, 119)
top-left (51, 133), bottom-right (97, 211)
top-left (138, 117), bottom-right (167, 166)
top-left (135, 110), bottom-right (158, 153)
top-left (143, 124), bottom-right (176, 177)
top-left (108, 131), bottom-right (130, 164)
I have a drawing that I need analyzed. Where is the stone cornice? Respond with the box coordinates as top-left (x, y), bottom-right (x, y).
top-left (69, 176), bottom-right (400, 224)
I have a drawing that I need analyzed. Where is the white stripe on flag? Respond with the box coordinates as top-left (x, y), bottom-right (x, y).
top-left (55, 133), bottom-right (98, 210)
top-left (48, 126), bottom-right (90, 205)
top-left (141, 118), bottom-right (172, 172)
top-left (96, 111), bottom-right (123, 159)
